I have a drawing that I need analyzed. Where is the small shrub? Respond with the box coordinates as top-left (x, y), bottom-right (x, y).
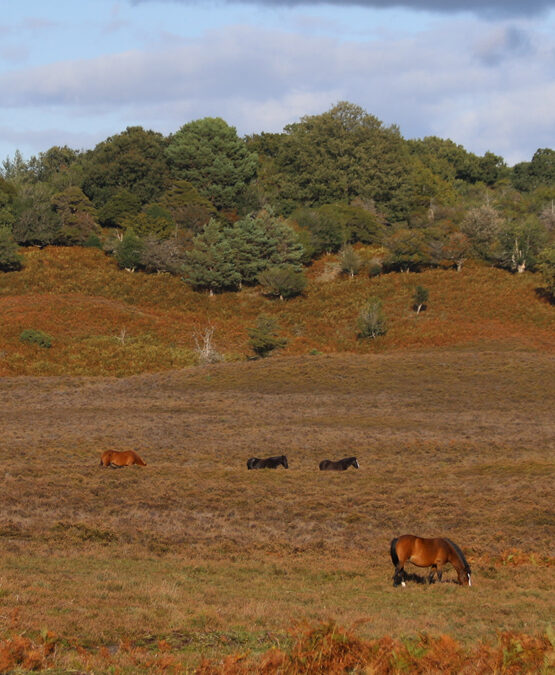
top-left (367, 258), bottom-right (383, 277)
top-left (114, 229), bottom-right (144, 271)
top-left (20, 329), bottom-right (53, 348)
top-left (413, 285), bottom-right (429, 313)
top-left (357, 297), bottom-right (387, 339)
top-left (83, 233), bottom-right (103, 249)
top-left (248, 314), bottom-right (287, 357)
top-left (257, 264), bottom-right (307, 300)
top-left (193, 326), bottom-right (223, 364)
top-left (339, 245), bottom-right (362, 277)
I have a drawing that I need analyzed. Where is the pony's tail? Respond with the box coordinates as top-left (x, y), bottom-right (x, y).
top-left (390, 538), bottom-right (399, 567)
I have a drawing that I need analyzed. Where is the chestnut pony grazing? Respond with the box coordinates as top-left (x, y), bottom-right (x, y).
top-left (390, 534), bottom-right (471, 587)
top-left (100, 450), bottom-right (147, 468)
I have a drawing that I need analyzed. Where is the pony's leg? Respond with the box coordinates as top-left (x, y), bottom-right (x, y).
top-left (436, 562), bottom-right (444, 583)
top-left (393, 564), bottom-right (404, 587)
top-left (428, 566), bottom-right (437, 584)
top-left (393, 564), bottom-right (407, 587)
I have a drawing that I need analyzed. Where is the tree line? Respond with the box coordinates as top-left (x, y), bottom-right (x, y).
top-left (0, 101), bottom-right (553, 299)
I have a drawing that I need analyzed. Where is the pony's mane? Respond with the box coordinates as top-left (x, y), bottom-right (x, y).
top-left (444, 538), bottom-right (471, 572)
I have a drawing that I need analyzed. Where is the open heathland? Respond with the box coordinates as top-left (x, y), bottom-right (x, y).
top-left (0, 347), bottom-right (554, 672)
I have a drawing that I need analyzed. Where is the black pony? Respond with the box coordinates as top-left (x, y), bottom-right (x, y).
top-left (319, 457), bottom-right (359, 471)
top-left (247, 455), bottom-right (289, 469)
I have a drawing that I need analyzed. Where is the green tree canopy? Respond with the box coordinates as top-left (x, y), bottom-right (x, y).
top-left (81, 126), bottom-right (170, 208)
top-left (461, 205), bottom-right (503, 261)
top-left (166, 117), bottom-right (258, 211)
top-left (512, 148), bottom-right (555, 192)
top-left (0, 227), bottom-right (23, 271)
top-left (408, 137), bottom-right (507, 186)
top-left (12, 182), bottom-right (62, 246)
top-left (97, 189), bottom-right (142, 228)
top-left (384, 228), bottom-right (430, 271)
top-left (158, 180), bottom-right (216, 233)
top-left (26, 145), bottom-right (81, 187)
top-left (51, 186), bottom-right (99, 245)
top-left (258, 102), bottom-right (412, 221)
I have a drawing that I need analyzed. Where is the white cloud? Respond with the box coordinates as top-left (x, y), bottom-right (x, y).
top-left (0, 19), bottom-right (553, 163)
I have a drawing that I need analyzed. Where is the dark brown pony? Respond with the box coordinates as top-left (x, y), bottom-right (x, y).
top-left (247, 455), bottom-right (288, 469)
top-left (100, 450), bottom-right (147, 468)
top-left (390, 534), bottom-right (471, 586)
top-left (319, 457), bottom-right (359, 471)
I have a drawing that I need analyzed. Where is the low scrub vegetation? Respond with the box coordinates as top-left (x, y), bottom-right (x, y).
top-left (0, 246), bottom-right (552, 376)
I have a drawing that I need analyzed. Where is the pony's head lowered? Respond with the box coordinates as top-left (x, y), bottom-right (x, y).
top-left (446, 538), bottom-right (472, 585)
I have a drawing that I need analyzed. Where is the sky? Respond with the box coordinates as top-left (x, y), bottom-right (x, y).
top-left (1, 0), bottom-right (554, 167)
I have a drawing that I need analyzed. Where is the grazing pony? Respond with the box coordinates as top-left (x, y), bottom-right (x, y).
top-left (319, 457), bottom-right (359, 471)
top-left (100, 450), bottom-right (147, 468)
top-left (247, 455), bottom-right (288, 469)
top-left (390, 534), bottom-right (471, 587)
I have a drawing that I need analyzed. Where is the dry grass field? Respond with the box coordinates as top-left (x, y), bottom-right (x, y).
top-left (0, 350), bottom-right (554, 672)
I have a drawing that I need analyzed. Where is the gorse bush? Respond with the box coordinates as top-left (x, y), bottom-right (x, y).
top-left (20, 329), bottom-right (53, 348)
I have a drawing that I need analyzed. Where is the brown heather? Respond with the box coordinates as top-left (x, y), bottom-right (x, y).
top-left (0, 246), bottom-right (553, 672)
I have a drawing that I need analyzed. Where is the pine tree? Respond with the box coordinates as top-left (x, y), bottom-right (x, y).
top-left (182, 219), bottom-right (240, 293)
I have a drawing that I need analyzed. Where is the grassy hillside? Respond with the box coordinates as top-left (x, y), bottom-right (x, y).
top-left (0, 246), bottom-right (553, 377)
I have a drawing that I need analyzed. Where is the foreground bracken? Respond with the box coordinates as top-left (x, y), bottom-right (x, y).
top-left (0, 622), bottom-right (553, 673)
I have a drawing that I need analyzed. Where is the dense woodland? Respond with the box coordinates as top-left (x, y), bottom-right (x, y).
top-left (0, 102), bottom-right (554, 299)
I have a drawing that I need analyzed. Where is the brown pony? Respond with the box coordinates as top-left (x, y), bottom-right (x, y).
top-left (100, 450), bottom-right (147, 468)
top-left (390, 534), bottom-right (471, 587)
